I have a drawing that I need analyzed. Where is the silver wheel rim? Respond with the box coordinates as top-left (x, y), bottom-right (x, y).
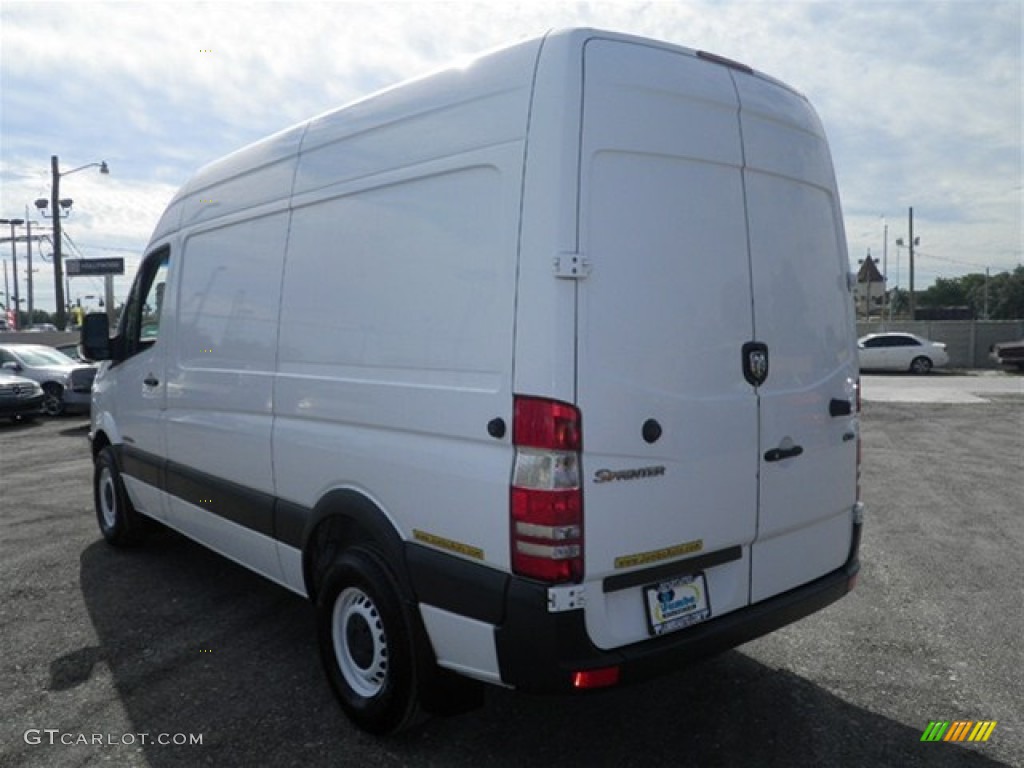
top-left (99, 466), bottom-right (118, 529)
top-left (332, 586), bottom-right (388, 698)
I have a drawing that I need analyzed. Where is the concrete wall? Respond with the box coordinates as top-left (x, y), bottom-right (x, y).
top-left (856, 320), bottom-right (1024, 369)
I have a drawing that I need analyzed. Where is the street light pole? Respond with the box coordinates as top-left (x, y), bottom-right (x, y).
top-left (39, 155), bottom-right (109, 330)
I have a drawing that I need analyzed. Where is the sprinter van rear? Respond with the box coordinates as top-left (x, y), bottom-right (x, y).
top-left (83, 28), bottom-right (863, 734)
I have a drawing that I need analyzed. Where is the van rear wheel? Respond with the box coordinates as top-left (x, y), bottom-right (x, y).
top-left (316, 548), bottom-right (421, 735)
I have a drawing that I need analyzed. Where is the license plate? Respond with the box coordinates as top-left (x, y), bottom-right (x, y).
top-left (644, 573), bottom-right (711, 636)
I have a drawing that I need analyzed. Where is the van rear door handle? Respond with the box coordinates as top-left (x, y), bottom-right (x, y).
top-left (764, 445), bottom-right (803, 462)
top-left (144, 374), bottom-right (159, 387)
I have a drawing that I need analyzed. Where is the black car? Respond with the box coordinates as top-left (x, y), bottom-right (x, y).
top-left (990, 339), bottom-right (1024, 371)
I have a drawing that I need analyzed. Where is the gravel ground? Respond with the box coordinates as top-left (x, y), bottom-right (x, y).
top-left (1, 377), bottom-right (1021, 767)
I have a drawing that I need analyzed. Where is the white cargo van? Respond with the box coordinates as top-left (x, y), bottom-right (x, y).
top-left (83, 28), bottom-right (863, 734)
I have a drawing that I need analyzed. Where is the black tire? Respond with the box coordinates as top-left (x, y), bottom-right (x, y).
top-left (41, 383), bottom-right (65, 417)
top-left (909, 356), bottom-right (933, 375)
top-left (316, 548), bottom-right (422, 735)
top-left (94, 446), bottom-right (145, 546)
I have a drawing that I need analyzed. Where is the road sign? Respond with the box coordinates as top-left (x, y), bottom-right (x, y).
top-left (65, 258), bottom-right (125, 276)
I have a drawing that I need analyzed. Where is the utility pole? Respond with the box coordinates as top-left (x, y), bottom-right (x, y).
top-left (908, 207), bottom-right (916, 320)
top-left (882, 218), bottom-right (890, 321)
top-left (51, 155), bottom-right (66, 330)
top-left (25, 218), bottom-right (35, 323)
top-left (0, 218), bottom-right (24, 328)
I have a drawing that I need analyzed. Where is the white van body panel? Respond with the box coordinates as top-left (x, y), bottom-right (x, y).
top-left (163, 498), bottom-right (290, 589)
top-left (275, 74), bottom-right (535, 572)
top-left (276, 542), bottom-right (306, 596)
top-left (418, 605), bottom-right (503, 685)
top-left (511, 33), bottom-right (587, 404)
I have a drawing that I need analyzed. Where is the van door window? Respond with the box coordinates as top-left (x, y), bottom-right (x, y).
top-left (121, 248), bottom-right (170, 359)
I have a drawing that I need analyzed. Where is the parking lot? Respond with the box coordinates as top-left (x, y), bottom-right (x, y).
top-left (1, 373), bottom-right (1021, 767)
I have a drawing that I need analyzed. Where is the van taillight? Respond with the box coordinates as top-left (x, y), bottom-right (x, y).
top-left (511, 396), bottom-right (583, 583)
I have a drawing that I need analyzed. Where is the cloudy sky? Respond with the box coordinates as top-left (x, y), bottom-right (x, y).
top-left (1, 0), bottom-right (1020, 314)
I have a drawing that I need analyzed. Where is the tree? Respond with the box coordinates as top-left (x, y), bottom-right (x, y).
top-left (989, 266), bottom-right (1024, 319)
top-left (917, 268), bottom-right (1024, 320)
top-left (30, 309), bottom-right (56, 326)
top-left (919, 276), bottom-right (970, 308)
top-left (889, 287), bottom-right (909, 317)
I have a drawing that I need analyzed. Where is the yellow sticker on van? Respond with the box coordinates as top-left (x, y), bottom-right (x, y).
top-left (413, 529), bottom-right (485, 561)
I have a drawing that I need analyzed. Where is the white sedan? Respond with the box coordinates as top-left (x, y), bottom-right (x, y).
top-left (858, 333), bottom-right (950, 374)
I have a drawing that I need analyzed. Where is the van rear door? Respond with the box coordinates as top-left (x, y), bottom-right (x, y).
top-left (735, 73), bottom-right (857, 601)
top-left (575, 38), bottom-right (856, 651)
top-left (574, 40), bottom-right (758, 650)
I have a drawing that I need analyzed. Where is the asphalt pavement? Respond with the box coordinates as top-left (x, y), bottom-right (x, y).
top-left (1, 373), bottom-right (1021, 767)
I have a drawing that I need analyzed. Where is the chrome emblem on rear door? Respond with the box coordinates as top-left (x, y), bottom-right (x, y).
top-left (742, 342), bottom-right (770, 387)
top-left (749, 350), bottom-right (768, 380)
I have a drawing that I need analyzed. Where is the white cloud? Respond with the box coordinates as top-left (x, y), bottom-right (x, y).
top-left (1, 0), bottom-right (1020, 314)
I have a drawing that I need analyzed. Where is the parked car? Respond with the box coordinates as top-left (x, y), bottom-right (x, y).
top-left (989, 339), bottom-right (1024, 371)
top-left (0, 369), bottom-right (45, 422)
top-left (56, 342), bottom-right (86, 362)
top-left (857, 332), bottom-right (949, 374)
top-left (0, 344), bottom-right (96, 416)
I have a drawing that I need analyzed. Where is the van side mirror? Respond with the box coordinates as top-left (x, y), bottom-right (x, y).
top-left (81, 313), bottom-right (113, 361)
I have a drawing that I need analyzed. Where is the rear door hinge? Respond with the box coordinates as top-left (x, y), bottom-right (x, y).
top-left (554, 252), bottom-right (591, 280)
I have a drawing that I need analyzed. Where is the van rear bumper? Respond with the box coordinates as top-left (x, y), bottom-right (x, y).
top-left (493, 519), bottom-right (862, 693)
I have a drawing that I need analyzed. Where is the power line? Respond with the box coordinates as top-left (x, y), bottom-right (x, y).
top-left (913, 249), bottom-right (993, 272)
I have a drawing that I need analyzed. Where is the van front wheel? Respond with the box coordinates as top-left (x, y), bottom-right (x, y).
top-left (316, 548), bottom-right (421, 735)
top-left (95, 446), bottom-right (144, 546)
